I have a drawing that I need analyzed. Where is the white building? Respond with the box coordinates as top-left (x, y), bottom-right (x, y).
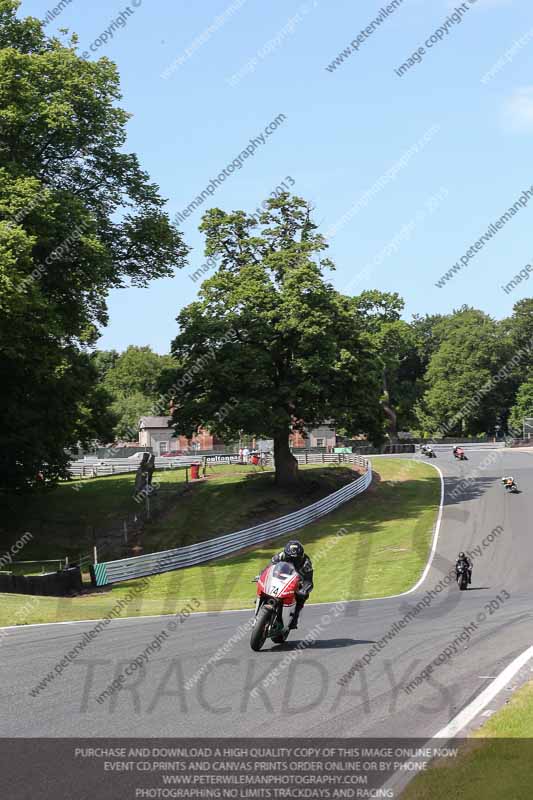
top-left (138, 416), bottom-right (177, 455)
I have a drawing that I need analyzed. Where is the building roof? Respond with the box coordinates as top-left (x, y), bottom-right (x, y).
top-left (139, 416), bottom-right (172, 429)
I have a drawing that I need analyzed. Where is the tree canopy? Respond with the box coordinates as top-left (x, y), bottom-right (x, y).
top-left (0, 0), bottom-right (187, 489)
top-left (95, 346), bottom-right (176, 440)
top-left (163, 194), bottom-right (384, 485)
top-left (414, 307), bottom-right (517, 436)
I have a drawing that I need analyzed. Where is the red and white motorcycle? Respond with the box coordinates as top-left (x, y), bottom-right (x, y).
top-left (250, 561), bottom-right (300, 651)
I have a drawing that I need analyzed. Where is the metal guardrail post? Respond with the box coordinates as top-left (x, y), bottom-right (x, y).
top-left (92, 455), bottom-right (373, 586)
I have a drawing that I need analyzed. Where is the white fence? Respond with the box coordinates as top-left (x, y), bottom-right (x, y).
top-left (419, 442), bottom-right (505, 453)
top-left (68, 451), bottom-right (370, 479)
top-left (92, 455), bottom-right (371, 586)
top-left (294, 453), bottom-right (367, 465)
top-left (67, 456), bottom-right (202, 479)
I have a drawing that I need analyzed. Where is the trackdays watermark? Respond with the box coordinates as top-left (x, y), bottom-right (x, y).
top-left (81, 1), bottom-right (143, 59)
top-left (75, 649), bottom-right (455, 718)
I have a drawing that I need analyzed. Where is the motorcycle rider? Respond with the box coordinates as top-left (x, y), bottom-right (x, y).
top-left (455, 551), bottom-right (472, 585)
top-left (271, 540), bottom-right (313, 629)
top-left (502, 476), bottom-right (517, 490)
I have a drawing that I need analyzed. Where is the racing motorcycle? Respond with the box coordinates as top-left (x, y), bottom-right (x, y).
top-left (456, 562), bottom-right (469, 590)
top-left (423, 447), bottom-right (436, 458)
top-left (250, 561), bottom-right (300, 651)
top-left (503, 481), bottom-right (519, 494)
top-left (454, 448), bottom-right (467, 461)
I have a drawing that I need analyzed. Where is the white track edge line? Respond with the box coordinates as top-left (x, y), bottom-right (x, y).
top-left (383, 645), bottom-right (533, 796)
top-left (434, 644), bottom-right (533, 739)
top-left (0, 462), bottom-right (445, 632)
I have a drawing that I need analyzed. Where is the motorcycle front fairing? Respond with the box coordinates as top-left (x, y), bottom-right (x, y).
top-left (265, 562), bottom-right (299, 604)
top-left (254, 562), bottom-right (299, 629)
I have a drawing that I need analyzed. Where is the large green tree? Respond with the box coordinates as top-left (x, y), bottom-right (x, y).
top-left (0, 1), bottom-right (187, 489)
top-left (97, 346), bottom-right (176, 439)
top-left (415, 308), bottom-right (514, 436)
top-left (509, 379), bottom-right (533, 436)
top-left (352, 290), bottom-right (423, 436)
top-left (163, 195), bottom-right (384, 486)
top-left (505, 299), bottom-right (533, 436)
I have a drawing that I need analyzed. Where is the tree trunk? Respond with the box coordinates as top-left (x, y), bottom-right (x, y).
top-left (382, 402), bottom-right (398, 440)
top-left (382, 369), bottom-right (398, 441)
top-left (273, 431), bottom-right (299, 487)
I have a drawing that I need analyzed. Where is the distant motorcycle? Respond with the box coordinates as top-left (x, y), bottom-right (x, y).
top-left (503, 481), bottom-right (518, 494)
top-left (454, 448), bottom-right (467, 461)
top-left (250, 561), bottom-right (300, 651)
top-left (456, 563), bottom-right (469, 590)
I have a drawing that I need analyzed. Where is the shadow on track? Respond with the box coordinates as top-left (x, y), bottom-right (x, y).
top-left (444, 476), bottom-right (496, 506)
top-left (268, 638), bottom-right (375, 651)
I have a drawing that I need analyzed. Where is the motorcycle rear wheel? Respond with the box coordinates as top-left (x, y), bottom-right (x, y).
top-left (250, 606), bottom-right (273, 651)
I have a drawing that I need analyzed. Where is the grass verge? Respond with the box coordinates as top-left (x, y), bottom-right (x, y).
top-left (400, 680), bottom-right (533, 799)
top-left (0, 464), bottom-right (355, 560)
top-left (0, 459), bottom-right (440, 625)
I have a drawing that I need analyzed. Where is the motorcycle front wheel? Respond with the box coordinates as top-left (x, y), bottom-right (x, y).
top-left (250, 605), bottom-right (273, 651)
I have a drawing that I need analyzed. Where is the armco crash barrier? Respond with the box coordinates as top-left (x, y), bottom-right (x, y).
top-left (92, 455), bottom-right (372, 587)
top-left (0, 566), bottom-right (83, 596)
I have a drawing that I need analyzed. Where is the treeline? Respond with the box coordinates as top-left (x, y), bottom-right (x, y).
top-left (92, 348), bottom-right (176, 441)
top-left (97, 296), bottom-right (533, 448)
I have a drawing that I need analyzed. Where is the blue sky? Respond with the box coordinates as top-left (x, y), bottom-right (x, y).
top-left (20, 0), bottom-right (533, 352)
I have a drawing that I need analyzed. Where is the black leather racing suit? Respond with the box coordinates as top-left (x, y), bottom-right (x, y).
top-left (272, 551), bottom-right (314, 626)
top-left (455, 556), bottom-right (472, 584)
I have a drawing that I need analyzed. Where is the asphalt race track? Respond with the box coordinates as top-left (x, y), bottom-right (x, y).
top-left (2, 449), bottom-right (532, 739)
